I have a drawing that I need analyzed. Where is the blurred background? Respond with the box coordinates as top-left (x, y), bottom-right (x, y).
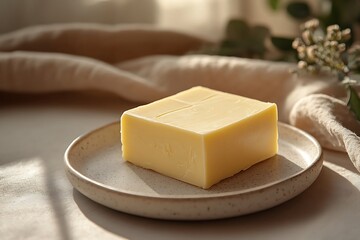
top-left (1, 0), bottom-right (359, 61)
top-left (0, 0), bottom-right (322, 40)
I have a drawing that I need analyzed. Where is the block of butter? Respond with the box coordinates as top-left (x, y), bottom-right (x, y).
top-left (121, 86), bottom-right (278, 189)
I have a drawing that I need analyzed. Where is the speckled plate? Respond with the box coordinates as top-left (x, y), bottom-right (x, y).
top-left (65, 122), bottom-right (323, 220)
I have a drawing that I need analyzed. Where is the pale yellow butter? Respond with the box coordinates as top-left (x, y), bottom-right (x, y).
top-left (121, 86), bottom-right (278, 189)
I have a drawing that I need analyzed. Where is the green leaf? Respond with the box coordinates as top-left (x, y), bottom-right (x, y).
top-left (216, 47), bottom-right (239, 57)
top-left (250, 26), bottom-right (270, 56)
top-left (226, 19), bottom-right (249, 41)
top-left (220, 40), bottom-right (239, 48)
top-left (218, 40), bottom-right (245, 57)
top-left (271, 36), bottom-right (294, 51)
top-left (347, 85), bottom-right (360, 121)
top-left (221, 19), bottom-right (271, 59)
top-left (286, 2), bottom-right (311, 19)
top-left (252, 26), bottom-right (270, 40)
top-left (268, 0), bottom-right (280, 10)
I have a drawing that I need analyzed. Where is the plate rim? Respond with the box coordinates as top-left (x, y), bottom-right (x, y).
top-left (64, 121), bottom-right (323, 200)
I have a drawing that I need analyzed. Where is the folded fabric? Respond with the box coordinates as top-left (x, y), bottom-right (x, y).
top-left (0, 24), bottom-right (359, 171)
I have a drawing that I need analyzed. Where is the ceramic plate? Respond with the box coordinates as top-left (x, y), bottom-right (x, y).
top-left (65, 122), bottom-right (323, 220)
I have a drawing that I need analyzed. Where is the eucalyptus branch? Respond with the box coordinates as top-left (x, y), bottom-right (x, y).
top-left (292, 19), bottom-right (360, 120)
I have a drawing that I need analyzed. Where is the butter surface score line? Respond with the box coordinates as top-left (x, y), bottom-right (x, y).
top-left (120, 86), bottom-right (278, 189)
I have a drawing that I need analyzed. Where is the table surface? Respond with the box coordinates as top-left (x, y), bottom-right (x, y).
top-left (1, 92), bottom-right (360, 240)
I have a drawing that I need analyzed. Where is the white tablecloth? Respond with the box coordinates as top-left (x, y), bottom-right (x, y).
top-left (1, 92), bottom-right (359, 240)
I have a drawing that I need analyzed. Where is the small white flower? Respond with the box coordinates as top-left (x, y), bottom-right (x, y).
top-left (338, 43), bottom-right (346, 52)
top-left (330, 41), bottom-right (338, 48)
top-left (297, 45), bottom-right (306, 53)
top-left (302, 30), bottom-right (312, 45)
top-left (306, 45), bottom-right (318, 60)
top-left (298, 61), bottom-right (308, 69)
top-left (292, 38), bottom-right (302, 49)
top-left (341, 28), bottom-right (351, 40)
top-left (304, 19), bottom-right (319, 30)
top-left (327, 24), bottom-right (340, 33)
